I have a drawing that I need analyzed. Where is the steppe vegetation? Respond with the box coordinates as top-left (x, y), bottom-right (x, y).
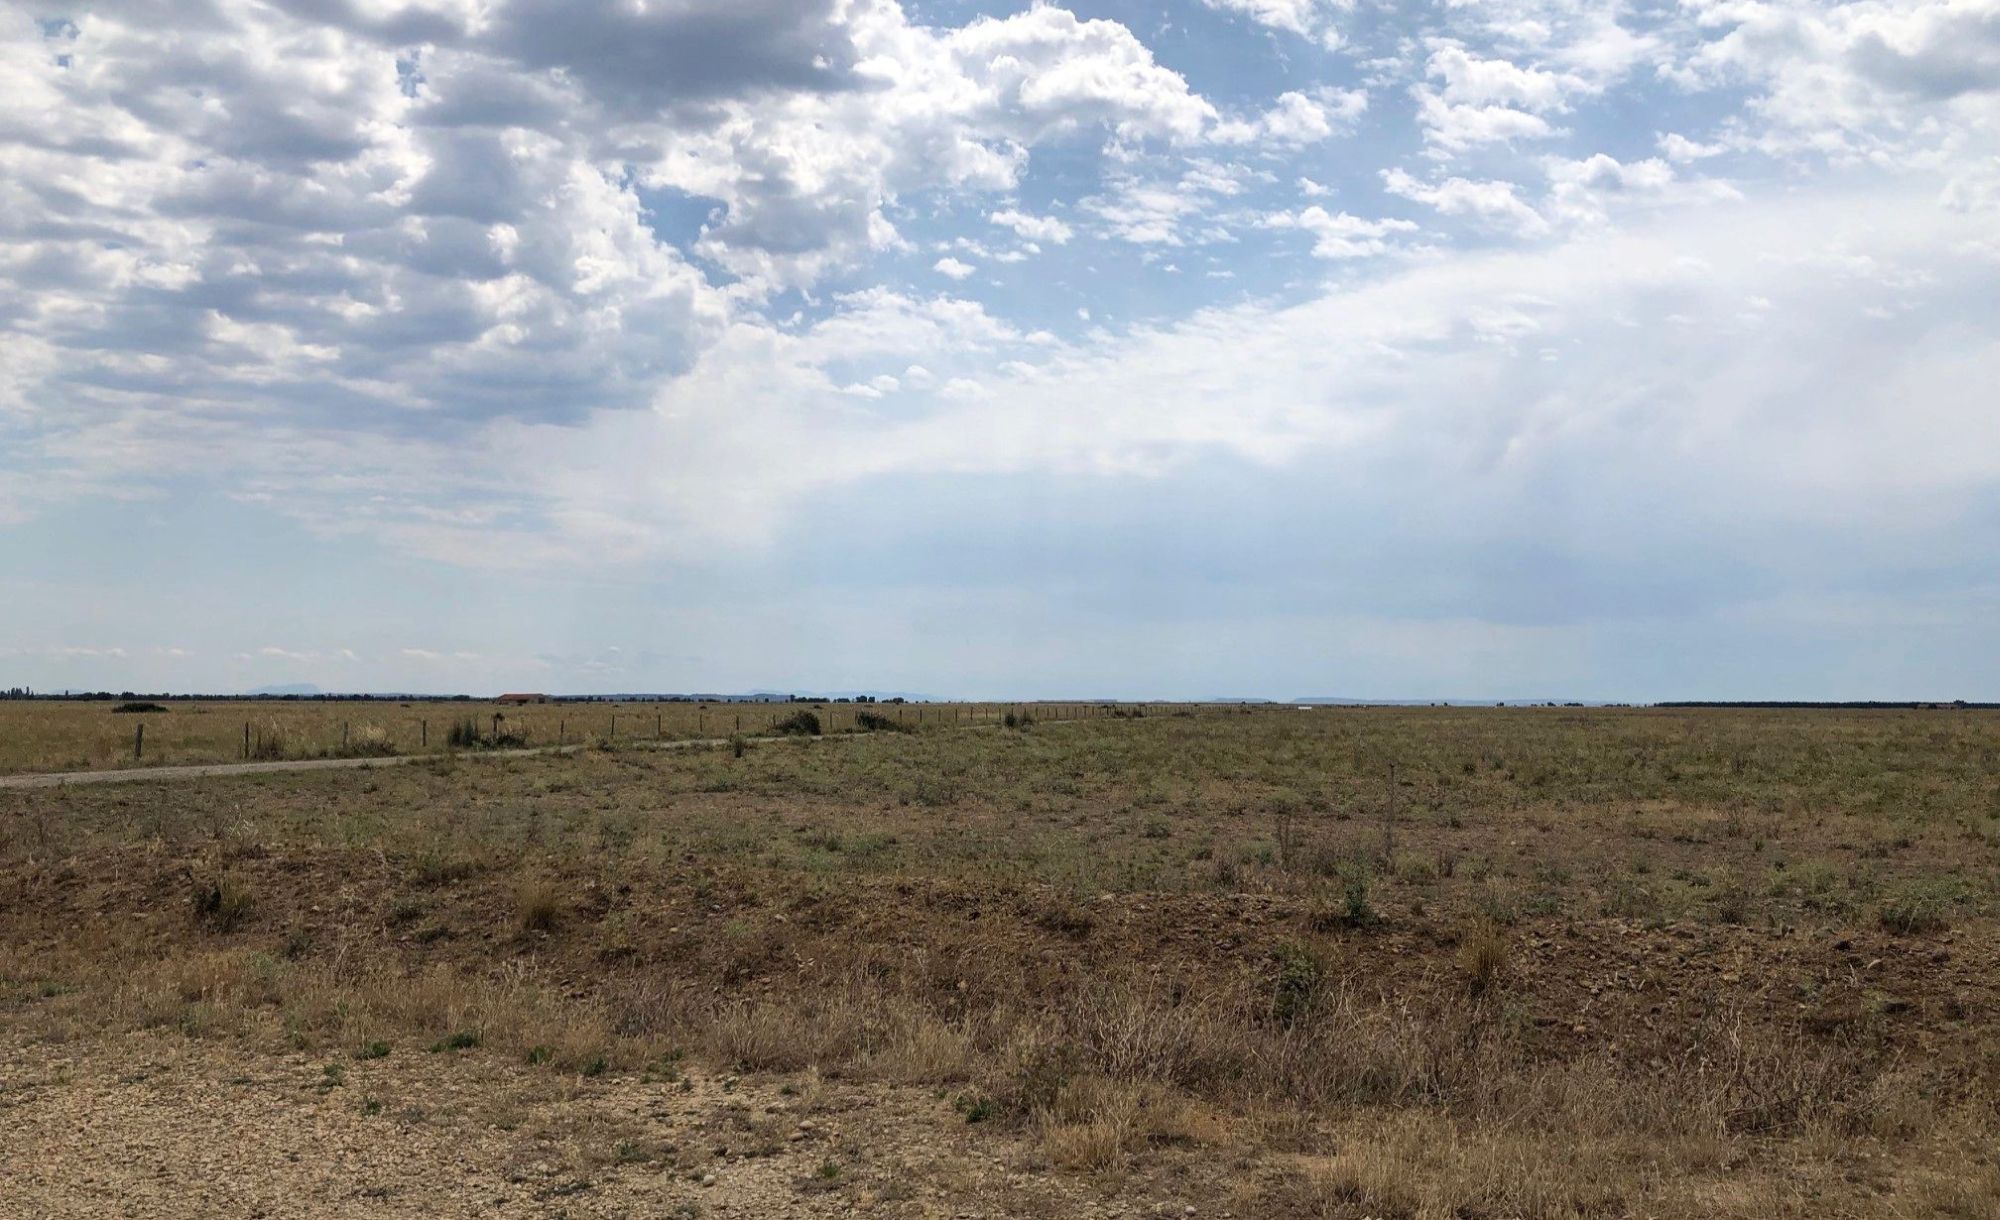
top-left (0, 698), bottom-right (1083, 774)
top-left (3, 708), bottom-right (1997, 1216)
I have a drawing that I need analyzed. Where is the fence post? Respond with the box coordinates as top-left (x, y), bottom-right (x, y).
top-left (243, 721), bottom-right (250, 759)
top-left (421, 719), bottom-right (427, 748)
top-left (610, 713), bottom-right (616, 740)
top-left (657, 712), bottom-right (662, 740)
top-left (1383, 762), bottom-right (1398, 866)
top-left (135, 722), bottom-right (144, 760)
top-left (343, 721), bottom-right (349, 751)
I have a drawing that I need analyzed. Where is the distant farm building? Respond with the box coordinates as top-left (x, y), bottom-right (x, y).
top-left (496, 693), bottom-right (549, 705)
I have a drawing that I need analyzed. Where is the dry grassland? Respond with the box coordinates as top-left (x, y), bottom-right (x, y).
top-left (3, 708), bottom-right (1997, 1217)
top-left (0, 698), bottom-right (1097, 774)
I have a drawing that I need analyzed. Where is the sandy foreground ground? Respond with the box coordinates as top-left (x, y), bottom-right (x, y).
top-left (0, 1032), bottom-right (1228, 1219)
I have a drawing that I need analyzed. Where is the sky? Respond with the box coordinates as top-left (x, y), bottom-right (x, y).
top-left (2, 0), bottom-right (1998, 700)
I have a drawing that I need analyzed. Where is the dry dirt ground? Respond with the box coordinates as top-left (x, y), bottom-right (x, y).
top-left (2, 1030), bottom-right (1217, 1220)
top-left (4, 709), bottom-right (1999, 1217)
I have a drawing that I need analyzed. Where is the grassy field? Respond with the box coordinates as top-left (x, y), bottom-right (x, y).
top-left (3, 708), bottom-right (1998, 1216)
top-left (0, 697), bottom-right (1146, 774)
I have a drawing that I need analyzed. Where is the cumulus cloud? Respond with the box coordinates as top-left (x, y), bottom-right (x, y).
top-left (1264, 206), bottom-right (1419, 258)
top-left (1382, 167), bottom-right (1550, 235)
top-left (989, 208), bottom-right (1075, 244)
top-left (3, 0), bottom-right (2000, 699)
top-left (1668, 0), bottom-right (2000, 162)
top-left (1202, 0), bottom-right (1348, 48)
top-left (292, 180), bottom-right (2000, 586)
top-left (1210, 88), bottom-right (1368, 145)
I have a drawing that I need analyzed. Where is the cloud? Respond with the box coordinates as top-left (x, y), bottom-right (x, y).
top-left (1201, 0), bottom-right (1348, 48)
top-left (1542, 153), bottom-right (1740, 227)
top-left (329, 178), bottom-right (2000, 588)
top-left (1263, 206), bottom-right (1418, 258)
top-left (989, 208), bottom-right (1075, 244)
top-left (1382, 167), bottom-right (1549, 235)
top-left (1210, 88), bottom-right (1368, 145)
top-left (1082, 158), bottom-right (1263, 246)
top-left (1668, 0), bottom-right (2000, 163)
top-left (1427, 42), bottom-right (1575, 111)
top-left (3, 0), bottom-right (1999, 701)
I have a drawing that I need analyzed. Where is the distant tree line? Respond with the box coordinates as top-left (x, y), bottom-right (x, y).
top-left (1656, 700), bottom-right (1994, 709)
top-left (0, 688), bottom-right (921, 704)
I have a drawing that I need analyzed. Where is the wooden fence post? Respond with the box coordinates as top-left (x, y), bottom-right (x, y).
top-left (135, 722), bottom-right (144, 760)
top-left (243, 722), bottom-right (250, 759)
top-left (1383, 762), bottom-right (1398, 866)
top-left (421, 719), bottom-right (427, 748)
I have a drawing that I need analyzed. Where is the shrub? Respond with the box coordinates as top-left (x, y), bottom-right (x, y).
top-left (516, 877), bottom-right (562, 932)
top-left (447, 716), bottom-right (525, 750)
top-left (1457, 923), bottom-right (1510, 996)
top-left (112, 701), bottom-right (167, 714)
top-left (1033, 894), bottom-right (1097, 940)
top-left (247, 725), bottom-right (293, 760)
top-left (1270, 943), bottom-right (1324, 1025)
top-left (190, 874), bottom-right (253, 932)
top-left (854, 710), bottom-right (910, 733)
top-left (1308, 863), bottom-right (1378, 931)
top-left (1003, 711), bottom-right (1036, 729)
top-left (1878, 880), bottom-right (1962, 935)
top-left (772, 710), bottom-right (821, 736)
top-left (336, 725), bottom-right (397, 759)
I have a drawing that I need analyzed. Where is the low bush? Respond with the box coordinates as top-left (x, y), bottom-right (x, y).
top-left (447, 717), bottom-right (526, 750)
top-left (772, 710), bottom-right (822, 736)
top-left (190, 874), bottom-right (253, 932)
top-left (516, 877), bottom-right (562, 932)
top-left (854, 710), bottom-right (910, 733)
top-left (1457, 922), bottom-right (1510, 996)
top-left (1878, 880), bottom-right (1962, 935)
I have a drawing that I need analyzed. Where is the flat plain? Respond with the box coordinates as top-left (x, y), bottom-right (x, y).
top-left (2, 707), bottom-right (1996, 1217)
top-left (0, 698), bottom-right (1076, 775)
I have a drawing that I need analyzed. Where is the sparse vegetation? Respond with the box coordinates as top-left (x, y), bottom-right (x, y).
top-left (771, 710), bottom-right (822, 736)
top-left (3, 706), bottom-right (1997, 1217)
top-left (515, 877), bottom-right (562, 932)
top-left (189, 873), bottom-right (254, 932)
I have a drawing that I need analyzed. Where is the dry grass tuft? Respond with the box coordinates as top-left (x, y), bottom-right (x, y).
top-left (189, 873), bottom-right (254, 932)
top-left (514, 877), bottom-right (562, 933)
top-left (1456, 921), bottom-right (1509, 996)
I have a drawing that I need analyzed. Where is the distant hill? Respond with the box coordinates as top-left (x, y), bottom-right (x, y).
top-left (1293, 697), bottom-right (1612, 706)
top-left (246, 683), bottom-right (323, 696)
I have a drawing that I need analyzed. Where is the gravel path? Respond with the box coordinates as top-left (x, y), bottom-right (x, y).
top-left (0, 734), bottom-right (791, 790)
